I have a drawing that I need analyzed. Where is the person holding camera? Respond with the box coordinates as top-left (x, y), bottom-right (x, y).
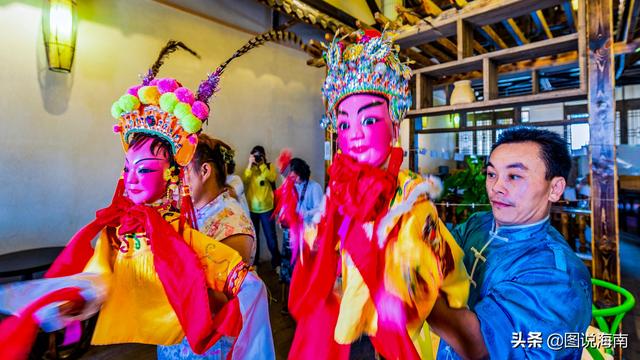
top-left (243, 145), bottom-right (281, 270)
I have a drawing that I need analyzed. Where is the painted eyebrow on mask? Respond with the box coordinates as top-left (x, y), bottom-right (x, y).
top-left (337, 100), bottom-right (385, 116)
top-left (357, 101), bottom-right (385, 114)
top-left (130, 157), bottom-right (166, 165)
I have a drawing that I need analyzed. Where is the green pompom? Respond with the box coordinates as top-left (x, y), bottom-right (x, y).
top-left (159, 92), bottom-right (179, 113)
top-left (173, 102), bottom-right (192, 120)
top-left (118, 94), bottom-right (140, 112)
top-left (138, 86), bottom-right (161, 105)
top-left (180, 114), bottom-right (202, 134)
top-left (111, 102), bottom-right (123, 119)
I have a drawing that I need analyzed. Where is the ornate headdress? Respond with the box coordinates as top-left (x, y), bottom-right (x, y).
top-left (321, 29), bottom-right (412, 130)
top-left (111, 31), bottom-right (310, 166)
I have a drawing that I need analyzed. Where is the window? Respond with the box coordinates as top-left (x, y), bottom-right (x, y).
top-left (628, 109), bottom-right (640, 145)
top-left (476, 119), bottom-right (492, 156)
top-left (569, 123), bottom-right (590, 150)
top-left (458, 131), bottom-right (473, 155)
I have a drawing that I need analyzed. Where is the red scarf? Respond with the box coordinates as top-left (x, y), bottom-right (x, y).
top-left (0, 193), bottom-right (243, 359)
top-left (287, 148), bottom-right (420, 360)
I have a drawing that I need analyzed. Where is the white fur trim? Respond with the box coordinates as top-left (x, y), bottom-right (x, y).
top-left (376, 175), bottom-right (443, 248)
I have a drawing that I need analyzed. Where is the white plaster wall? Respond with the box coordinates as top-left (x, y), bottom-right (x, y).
top-left (0, 0), bottom-right (325, 254)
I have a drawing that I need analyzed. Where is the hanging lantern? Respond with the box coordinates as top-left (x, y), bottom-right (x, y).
top-left (42, 0), bottom-right (78, 73)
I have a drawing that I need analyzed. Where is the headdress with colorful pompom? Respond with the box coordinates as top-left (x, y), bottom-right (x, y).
top-left (321, 29), bottom-right (412, 130)
top-left (110, 41), bottom-right (206, 166)
top-left (112, 31), bottom-right (312, 166)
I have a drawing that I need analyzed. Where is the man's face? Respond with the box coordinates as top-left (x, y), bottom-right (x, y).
top-left (336, 94), bottom-right (393, 167)
top-left (124, 138), bottom-right (170, 205)
top-left (486, 141), bottom-right (565, 226)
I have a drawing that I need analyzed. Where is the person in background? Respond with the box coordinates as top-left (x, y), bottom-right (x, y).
top-left (277, 157), bottom-right (324, 314)
top-left (185, 134), bottom-right (256, 263)
top-left (429, 126), bottom-right (592, 360)
top-left (243, 145), bottom-right (281, 270)
top-left (224, 148), bottom-right (251, 216)
top-left (158, 133), bottom-right (273, 359)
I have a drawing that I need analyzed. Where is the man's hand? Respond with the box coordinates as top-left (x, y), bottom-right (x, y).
top-left (428, 296), bottom-right (489, 360)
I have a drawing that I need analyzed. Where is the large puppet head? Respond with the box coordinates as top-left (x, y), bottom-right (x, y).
top-left (111, 32), bottom-right (309, 207)
top-left (322, 30), bottom-right (411, 167)
top-left (124, 133), bottom-right (176, 205)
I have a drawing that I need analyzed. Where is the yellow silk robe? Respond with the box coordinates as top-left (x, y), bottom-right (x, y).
top-left (322, 170), bottom-right (469, 359)
top-left (84, 211), bottom-right (245, 346)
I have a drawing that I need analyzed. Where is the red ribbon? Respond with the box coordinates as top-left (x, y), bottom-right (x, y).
top-left (288, 148), bottom-right (419, 359)
top-left (1, 193), bottom-right (243, 359)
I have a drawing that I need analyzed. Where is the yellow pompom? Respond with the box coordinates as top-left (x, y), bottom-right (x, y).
top-left (138, 86), bottom-right (161, 105)
top-left (180, 114), bottom-right (202, 134)
top-left (173, 102), bottom-right (192, 120)
top-left (118, 94), bottom-right (140, 112)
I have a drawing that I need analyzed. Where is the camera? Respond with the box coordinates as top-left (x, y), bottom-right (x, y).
top-left (253, 154), bottom-right (264, 163)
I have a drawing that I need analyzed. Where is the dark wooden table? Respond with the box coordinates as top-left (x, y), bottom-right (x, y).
top-left (0, 246), bottom-right (65, 280)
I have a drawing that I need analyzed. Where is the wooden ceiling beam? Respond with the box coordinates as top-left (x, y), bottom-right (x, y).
top-left (396, 6), bottom-right (458, 58)
top-left (297, 0), bottom-right (361, 29)
top-left (502, 18), bottom-right (529, 45)
top-left (419, 43), bottom-right (454, 62)
top-left (453, 0), bottom-right (506, 49)
top-left (364, 0), bottom-right (382, 18)
top-left (402, 48), bottom-right (437, 67)
top-left (433, 51), bottom-right (578, 84)
top-left (531, 10), bottom-right (554, 38)
top-left (478, 25), bottom-right (508, 49)
top-left (420, 0), bottom-right (487, 54)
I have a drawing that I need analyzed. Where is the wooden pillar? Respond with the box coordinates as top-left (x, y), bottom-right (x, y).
top-left (415, 73), bottom-right (433, 110)
top-left (457, 18), bottom-right (474, 60)
top-left (531, 70), bottom-right (540, 95)
top-left (587, 0), bottom-right (621, 303)
top-left (483, 58), bottom-right (498, 101)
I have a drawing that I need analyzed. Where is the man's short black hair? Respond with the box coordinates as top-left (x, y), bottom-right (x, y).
top-left (491, 126), bottom-right (571, 181)
top-left (289, 157), bottom-right (311, 182)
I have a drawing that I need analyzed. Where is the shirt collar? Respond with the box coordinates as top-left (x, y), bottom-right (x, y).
top-left (491, 215), bottom-right (550, 240)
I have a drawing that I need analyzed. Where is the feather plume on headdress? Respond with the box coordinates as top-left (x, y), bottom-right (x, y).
top-left (196, 30), bottom-right (311, 110)
top-left (141, 41), bottom-right (200, 86)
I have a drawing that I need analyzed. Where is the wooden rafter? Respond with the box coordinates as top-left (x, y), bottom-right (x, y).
top-left (297, 0), bottom-right (361, 29)
top-left (433, 51), bottom-right (579, 84)
top-left (531, 10), bottom-right (554, 38)
top-left (502, 18), bottom-right (529, 45)
top-left (420, 43), bottom-right (454, 62)
top-left (364, 0), bottom-right (381, 18)
top-left (402, 48), bottom-right (436, 66)
top-left (453, 0), bottom-right (507, 49)
top-left (419, 0), bottom-right (487, 54)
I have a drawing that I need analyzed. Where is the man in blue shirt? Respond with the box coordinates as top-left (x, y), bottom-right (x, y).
top-left (430, 126), bottom-right (592, 359)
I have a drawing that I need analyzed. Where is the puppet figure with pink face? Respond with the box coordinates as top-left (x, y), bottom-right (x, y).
top-left (0, 38), bottom-right (281, 360)
top-left (280, 30), bottom-right (471, 360)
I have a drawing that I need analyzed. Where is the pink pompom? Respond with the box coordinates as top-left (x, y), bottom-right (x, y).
top-left (191, 101), bottom-right (209, 120)
top-left (175, 87), bottom-right (195, 105)
top-left (149, 79), bottom-right (160, 86)
top-left (188, 134), bottom-right (198, 144)
top-left (127, 85), bottom-right (142, 96)
top-left (157, 78), bottom-right (179, 94)
top-left (113, 125), bottom-right (122, 133)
